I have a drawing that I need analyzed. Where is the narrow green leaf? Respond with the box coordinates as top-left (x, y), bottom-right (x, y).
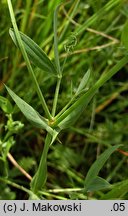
top-left (86, 176), bottom-right (111, 192)
top-left (5, 85), bottom-right (56, 137)
top-left (9, 28), bottom-right (57, 76)
top-left (31, 128), bottom-right (60, 193)
top-left (31, 133), bottom-right (51, 193)
top-left (31, 128), bottom-right (61, 194)
top-left (121, 21), bottom-right (128, 50)
top-left (84, 145), bottom-right (121, 189)
top-left (75, 69), bottom-right (91, 96)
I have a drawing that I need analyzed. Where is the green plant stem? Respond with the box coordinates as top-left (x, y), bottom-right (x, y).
top-left (0, 177), bottom-right (40, 199)
top-left (52, 78), bottom-right (61, 117)
top-left (51, 5), bottom-right (62, 117)
top-left (31, 133), bottom-right (52, 193)
top-left (7, 0), bottom-right (52, 120)
top-left (55, 94), bottom-right (76, 119)
top-left (48, 187), bottom-right (83, 193)
top-left (54, 5), bottom-right (61, 77)
top-left (39, 191), bottom-right (68, 200)
top-left (0, 177), bottom-right (31, 195)
top-left (53, 56), bottom-right (128, 126)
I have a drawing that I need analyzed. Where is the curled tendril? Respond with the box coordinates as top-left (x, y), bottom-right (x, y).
top-left (64, 33), bottom-right (77, 53)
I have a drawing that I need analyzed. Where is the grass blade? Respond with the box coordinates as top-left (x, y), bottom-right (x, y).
top-left (121, 21), bottom-right (128, 50)
top-left (84, 144), bottom-right (121, 190)
top-left (9, 28), bottom-right (57, 76)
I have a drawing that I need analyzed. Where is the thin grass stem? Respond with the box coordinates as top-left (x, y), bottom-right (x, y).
top-left (39, 191), bottom-right (68, 200)
top-left (48, 187), bottom-right (83, 193)
top-left (54, 5), bottom-right (61, 77)
top-left (52, 5), bottom-right (62, 117)
top-left (0, 177), bottom-right (31, 195)
top-left (55, 94), bottom-right (76, 119)
top-left (52, 78), bottom-right (61, 117)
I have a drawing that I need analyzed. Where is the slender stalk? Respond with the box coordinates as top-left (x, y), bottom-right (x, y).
top-left (55, 94), bottom-right (76, 119)
top-left (53, 56), bottom-right (69, 117)
top-left (48, 187), bottom-right (83, 193)
top-left (51, 5), bottom-right (62, 117)
top-left (52, 78), bottom-right (61, 116)
top-left (0, 177), bottom-right (40, 199)
top-left (0, 177), bottom-right (31, 195)
top-left (39, 191), bottom-right (68, 200)
top-left (7, 0), bottom-right (52, 120)
top-left (54, 5), bottom-right (61, 77)
top-left (53, 56), bottom-right (128, 126)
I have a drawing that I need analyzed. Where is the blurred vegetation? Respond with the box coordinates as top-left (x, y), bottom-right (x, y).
top-left (0, 0), bottom-right (128, 199)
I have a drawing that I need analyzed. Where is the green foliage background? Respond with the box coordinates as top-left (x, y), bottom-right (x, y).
top-left (0, 0), bottom-right (128, 199)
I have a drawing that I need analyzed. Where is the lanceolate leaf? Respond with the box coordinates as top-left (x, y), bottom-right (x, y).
top-left (75, 69), bottom-right (91, 96)
top-left (84, 145), bottom-right (121, 190)
top-left (30, 133), bottom-right (51, 193)
top-left (9, 28), bottom-right (57, 76)
top-left (5, 85), bottom-right (57, 137)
